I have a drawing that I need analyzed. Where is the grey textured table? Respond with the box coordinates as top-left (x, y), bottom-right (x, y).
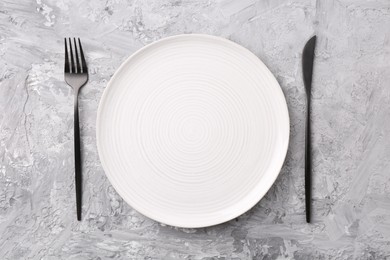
top-left (1, 0), bottom-right (390, 259)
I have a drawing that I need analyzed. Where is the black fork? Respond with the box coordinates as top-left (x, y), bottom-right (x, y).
top-left (64, 38), bottom-right (88, 221)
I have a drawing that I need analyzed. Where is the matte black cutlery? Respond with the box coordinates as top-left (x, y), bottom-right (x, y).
top-left (64, 38), bottom-right (88, 221)
top-left (302, 35), bottom-right (316, 223)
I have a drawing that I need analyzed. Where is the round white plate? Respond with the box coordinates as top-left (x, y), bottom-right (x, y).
top-left (97, 34), bottom-right (289, 228)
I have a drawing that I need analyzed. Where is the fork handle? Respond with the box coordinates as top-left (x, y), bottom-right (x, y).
top-left (74, 92), bottom-right (82, 221)
top-left (305, 97), bottom-right (311, 223)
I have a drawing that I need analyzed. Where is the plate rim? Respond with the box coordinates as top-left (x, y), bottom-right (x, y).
top-left (96, 33), bottom-right (290, 228)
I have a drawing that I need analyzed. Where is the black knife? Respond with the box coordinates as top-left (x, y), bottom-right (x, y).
top-left (302, 35), bottom-right (316, 223)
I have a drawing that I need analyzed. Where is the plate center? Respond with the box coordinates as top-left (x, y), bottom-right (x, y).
top-left (179, 117), bottom-right (206, 144)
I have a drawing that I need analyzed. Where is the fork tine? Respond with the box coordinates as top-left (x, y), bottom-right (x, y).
top-left (78, 38), bottom-right (87, 73)
top-left (69, 38), bottom-right (75, 73)
top-left (64, 38), bottom-right (70, 73)
top-left (73, 38), bottom-right (81, 73)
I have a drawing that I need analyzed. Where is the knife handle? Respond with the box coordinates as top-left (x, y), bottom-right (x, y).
top-left (305, 99), bottom-right (311, 223)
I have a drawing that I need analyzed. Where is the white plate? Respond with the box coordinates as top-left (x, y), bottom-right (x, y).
top-left (97, 34), bottom-right (289, 228)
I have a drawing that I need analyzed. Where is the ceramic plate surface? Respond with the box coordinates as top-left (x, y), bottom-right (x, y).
top-left (97, 34), bottom-right (289, 228)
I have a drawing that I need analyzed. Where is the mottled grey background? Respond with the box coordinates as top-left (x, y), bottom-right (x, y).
top-left (1, 0), bottom-right (390, 259)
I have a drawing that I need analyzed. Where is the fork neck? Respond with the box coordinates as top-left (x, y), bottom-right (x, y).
top-left (306, 91), bottom-right (311, 104)
top-left (74, 88), bottom-right (81, 105)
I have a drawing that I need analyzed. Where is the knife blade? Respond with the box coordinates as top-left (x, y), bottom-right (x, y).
top-left (302, 35), bottom-right (316, 223)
